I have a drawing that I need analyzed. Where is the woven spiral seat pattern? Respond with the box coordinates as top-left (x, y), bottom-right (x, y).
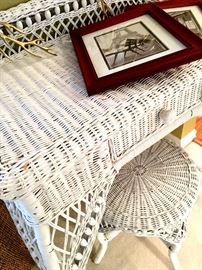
top-left (101, 139), bottom-right (200, 243)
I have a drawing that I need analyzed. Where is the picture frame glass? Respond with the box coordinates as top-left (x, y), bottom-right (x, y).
top-left (164, 5), bottom-right (202, 38)
top-left (82, 14), bottom-right (186, 78)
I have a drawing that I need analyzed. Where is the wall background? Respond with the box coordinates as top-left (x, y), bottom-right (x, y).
top-left (0, 0), bottom-right (29, 10)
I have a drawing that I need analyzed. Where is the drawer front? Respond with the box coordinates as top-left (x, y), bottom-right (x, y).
top-left (109, 82), bottom-right (202, 162)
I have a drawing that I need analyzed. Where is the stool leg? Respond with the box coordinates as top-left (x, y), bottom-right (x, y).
top-left (93, 231), bottom-right (121, 264)
top-left (169, 243), bottom-right (182, 270)
top-left (161, 240), bottom-right (181, 270)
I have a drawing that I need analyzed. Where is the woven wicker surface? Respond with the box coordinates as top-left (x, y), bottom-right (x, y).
top-left (0, 200), bottom-right (34, 270)
top-left (101, 139), bottom-right (200, 243)
top-left (0, 0), bottom-right (201, 225)
top-left (0, 1), bottom-right (201, 269)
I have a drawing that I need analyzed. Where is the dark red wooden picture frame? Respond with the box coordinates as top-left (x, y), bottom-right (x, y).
top-left (70, 3), bottom-right (202, 96)
top-left (157, 0), bottom-right (202, 10)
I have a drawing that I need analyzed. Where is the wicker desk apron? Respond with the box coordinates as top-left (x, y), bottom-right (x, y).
top-left (0, 0), bottom-right (202, 269)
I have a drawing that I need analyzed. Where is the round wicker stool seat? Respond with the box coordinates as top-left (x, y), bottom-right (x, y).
top-left (94, 139), bottom-right (200, 270)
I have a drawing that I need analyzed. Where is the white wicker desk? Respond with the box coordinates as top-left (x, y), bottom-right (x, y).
top-left (0, 0), bottom-right (202, 269)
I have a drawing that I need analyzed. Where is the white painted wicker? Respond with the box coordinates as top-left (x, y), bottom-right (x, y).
top-left (6, 172), bottom-right (115, 270)
top-left (94, 139), bottom-right (200, 270)
top-left (0, 0), bottom-right (148, 61)
top-left (0, 0), bottom-right (202, 270)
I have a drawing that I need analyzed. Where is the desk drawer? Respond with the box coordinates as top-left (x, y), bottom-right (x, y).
top-left (109, 83), bottom-right (202, 162)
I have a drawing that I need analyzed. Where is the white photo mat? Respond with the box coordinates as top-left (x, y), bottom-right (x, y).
top-left (82, 14), bottom-right (186, 78)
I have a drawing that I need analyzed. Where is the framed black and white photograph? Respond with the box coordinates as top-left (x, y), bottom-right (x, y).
top-left (81, 11), bottom-right (185, 79)
top-left (70, 3), bottom-right (202, 95)
top-left (94, 21), bottom-right (168, 70)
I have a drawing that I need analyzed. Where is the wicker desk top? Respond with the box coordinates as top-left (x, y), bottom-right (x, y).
top-left (1, 37), bottom-right (201, 183)
top-left (1, 37), bottom-right (201, 164)
top-left (0, 38), bottom-right (200, 161)
top-left (0, 0), bottom-right (202, 223)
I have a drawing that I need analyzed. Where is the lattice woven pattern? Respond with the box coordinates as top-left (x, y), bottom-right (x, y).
top-left (0, 0), bottom-right (148, 60)
top-left (6, 173), bottom-right (114, 270)
top-left (100, 139), bottom-right (200, 243)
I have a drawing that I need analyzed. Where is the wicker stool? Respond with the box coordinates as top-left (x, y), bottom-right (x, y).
top-left (93, 139), bottom-right (200, 270)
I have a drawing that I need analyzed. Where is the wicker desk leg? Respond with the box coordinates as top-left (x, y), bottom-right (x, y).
top-left (6, 198), bottom-right (107, 270)
top-left (33, 224), bottom-right (61, 270)
top-left (93, 231), bottom-right (121, 264)
top-left (5, 176), bottom-right (115, 270)
top-left (5, 201), bottom-right (49, 270)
